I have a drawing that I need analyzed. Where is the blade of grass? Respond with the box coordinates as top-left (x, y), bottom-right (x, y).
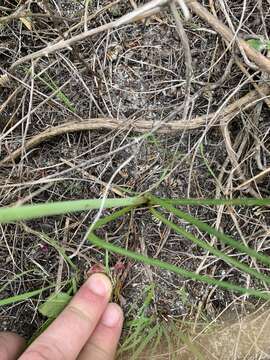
top-left (200, 143), bottom-right (219, 184)
top-left (0, 285), bottom-right (53, 307)
top-left (178, 332), bottom-right (206, 360)
top-left (121, 284), bottom-right (154, 351)
top-left (37, 74), bottom-right (75, 112)
top-left (129, 323), bottom-right (160, 360)
top-left (89, 234), bottom-right (270, 300)
top-left (146, 325), bottom-right (164, 359)
top-left (147, 195), bottom-right (270, 207)
top-left (91, 206), bottom-right (134, 231)
top-left (149, 195), bottom-right (270, 268)
top-left (0, 196), bottom-right (146, 224)
top-left (151, 208), bottom-right (270, 285)
top-left (121, 317), bottom-right (153, 352)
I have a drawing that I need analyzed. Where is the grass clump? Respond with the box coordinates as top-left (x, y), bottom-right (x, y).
top-left (1, 194), bottom-right (270, 302)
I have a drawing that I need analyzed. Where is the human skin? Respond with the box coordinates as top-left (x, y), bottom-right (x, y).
top-left (0, 273), bottom-right (123, 360)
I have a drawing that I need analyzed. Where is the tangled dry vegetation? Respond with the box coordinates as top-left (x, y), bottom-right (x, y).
top-left (0, 0), bottom-right (270, 359)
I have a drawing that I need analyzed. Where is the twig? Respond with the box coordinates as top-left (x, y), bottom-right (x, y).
top-left (61, 159), bottom-right (125, 196)
top-left (69, 154), bottom-right (136, 260)
top-left (186, 0), bottom-right (270, 74)
top-left (176, 0), bottom-right (191, 20)
top-left (206, 2), bottom-right (270, 108)
top-left (55, 218), bottom-right (69, 293)
top-left (0, 11), bottom-right (75, 24)
top-left (1, 85), bottom-right (269, 166)
top-left (129, 0), bottom-right (138, 9)
top-left (234, 58), bottom-right (270, 108)
top-left (170, 0), bottom-right (192, 120)
top-left (235, 166), bottom-right (270, 191)
top-left (10, 0), bottom-right (169, 70)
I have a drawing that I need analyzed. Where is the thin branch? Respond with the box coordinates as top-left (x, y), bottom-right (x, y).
top-left (10, 0), bottom-right (169, 69)
top-left (176, 0), bottom-right (191, 20)
top-left (186, 0), bottom-right (270, 74)
top-left (170, 0), bottom-right (192, 120)
top-left (1, 85), bottom-right (269, 166)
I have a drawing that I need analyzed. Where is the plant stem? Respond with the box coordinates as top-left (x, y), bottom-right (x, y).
top-left (0, 197), bottom-right (146, 224)
top-left (151, 208), bottom-right (270, 285)
top-left (148, 195), bottom-right (270, 206)
top-left (149, 195), bottom-right (270, 268)
top-left (89, 234), bottom-right (270, 300)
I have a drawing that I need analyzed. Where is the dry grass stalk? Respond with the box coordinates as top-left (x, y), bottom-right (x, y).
top-left (1, 84), bottom-right (269, 166)
top-left (10, 0), bottom-right (170, 69)
top-left (186, 0), bottom-right (270, 74)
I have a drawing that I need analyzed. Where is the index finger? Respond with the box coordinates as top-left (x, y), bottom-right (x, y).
top-left (19, 273), bottom-right (112, 360)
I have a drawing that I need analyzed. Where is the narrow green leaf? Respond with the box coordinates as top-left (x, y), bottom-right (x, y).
top-left (147, 195), bottom-right (270, 207)
top-left (89, 234), bottom-right (270, 300)
top-left (129, 323), bottom-right (160, 360)
top-left (151, 208), bottom-right (270, 285)
top-left (0, 286), bottom-right (52, 307)
top-left (149, 195), bottom-right (270, 268)
top-left (0, 196), bottom-right (146, 224)
top-left (199, 143), bottom-right (218, 182)
top-left (91, 206), bottom-right (133, 231)
top-left (37, 74), bottom-right (75, 112)
top-left (39, 292), bottom-right (71, 318)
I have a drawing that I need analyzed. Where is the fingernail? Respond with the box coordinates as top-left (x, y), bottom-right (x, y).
top-left (101, 303), bottom-right (123, 328)
top-left (87, 273), bottom-right (112, 297)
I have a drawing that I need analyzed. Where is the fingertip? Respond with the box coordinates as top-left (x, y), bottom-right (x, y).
top-left (101, 303), bottom-right (124, 328)
top-left (78, 303), bottom-right (124, 359)
top-left (0, 331), bottom-right (26, 349)
top-left (85, 273), bottom-right (112, 298)
top-left (0, 332), bottom-right (26, 359)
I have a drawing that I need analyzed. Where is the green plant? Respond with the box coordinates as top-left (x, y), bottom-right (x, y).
top-left (118, 285), bottom-right (160, 359)
top-left (0, 196), bottom-right (145, 223)
top-left (37, 74), bottom-right (75, 112)
top-left (247, 37), bottom-right (270, 52)
top-left (1, 194), bottom-right (270, 305)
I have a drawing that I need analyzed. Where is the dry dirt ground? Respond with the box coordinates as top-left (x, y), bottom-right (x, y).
top-left (0, 0), bottom-right (270, 358)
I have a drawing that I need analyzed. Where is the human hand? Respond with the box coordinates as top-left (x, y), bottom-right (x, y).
top-left (0, 273), bottom-right (123, 360)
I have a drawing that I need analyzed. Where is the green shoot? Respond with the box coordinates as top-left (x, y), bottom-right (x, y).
top-left (151, 208), bottom-right (270, 285)
top-left (149, 195), bottom-right (270, 267)
top-left (89, 234), bottom-right (270, 301)
top-left (0, 196), bottom-right (146, 224)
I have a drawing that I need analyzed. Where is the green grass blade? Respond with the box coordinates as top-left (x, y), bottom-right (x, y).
top-left (38, 74), bottom-right (75, 112)
top-left (0, 196), bottom-right (146, 224)
top-left (91, 206), bottom-right (134, 231)
top-left (151, 208), bottom-right (270, 285)
top-left (121, 285), bottom-right (155, 351)
top-left (148, 195), bottom-right (270, 207)
top-left (129, 323), bottom-right (160, 360)
top-left (121, 318), bottom-right (153, 352)
top-left (89, 234), bottom-right (270, 300)
top-left (149, 195), bottom-right (270, 268)
top-left (200, 143), bottom-right (219, 183)
top-left (0, 286), bottom-right (52, 307)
